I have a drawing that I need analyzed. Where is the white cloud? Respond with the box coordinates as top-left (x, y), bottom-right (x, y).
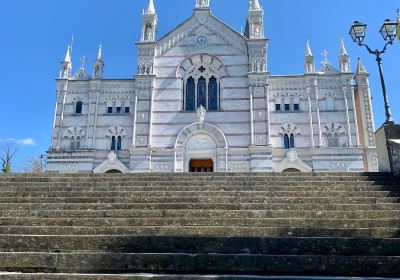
top-left (16, 138), bottom-right (37, 146)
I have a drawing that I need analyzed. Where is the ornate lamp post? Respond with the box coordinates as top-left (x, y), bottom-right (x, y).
top-left (349, 18), bottom-right (398, 125)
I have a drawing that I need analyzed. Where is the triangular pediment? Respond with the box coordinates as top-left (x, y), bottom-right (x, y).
top-left (156, 12), bottom-right (247, 57)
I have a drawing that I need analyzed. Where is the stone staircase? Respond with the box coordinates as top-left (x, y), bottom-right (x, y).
top-left (0, 172), bottom-right (399, 279)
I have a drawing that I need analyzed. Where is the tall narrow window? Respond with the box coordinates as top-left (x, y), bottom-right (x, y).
top-left (290, 134), bottom-right (295, 148)
top-left (75, 137), bottom-right (81, 150)
top-left (208, 77), bottom-right (218, 110)
top-left (186, 77), bottom-right (195, 111)
top-left (284, 134), bottom-right (290, 149)
top-left (75, 101), bottom-right (83, 114)
top-left (111, 136), bottom-right (116, 151)
top-left (117, 136), bottom-right (122, 151)
top-left (70, 136), bottom-right (75, 150)
top-left (197, 77), bottom-right (207, 109)
top-left (285, 103), bottom-right (291, 111)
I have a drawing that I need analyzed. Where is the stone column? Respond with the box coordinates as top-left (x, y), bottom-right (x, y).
top-left (350, 86), bottom-right (361, 147)
top-left (57, 83), bottom-right (68, 149)
top-left (265, 85), bottom-right (271, 145)
top-left (314, 84), bottom-right (323, 147)
top-left (307, 86), bottom-right (315, 148)
top-left (343, 86), bottom-right (353, 147)
top-left (249, 86), bottom-right (255, 145)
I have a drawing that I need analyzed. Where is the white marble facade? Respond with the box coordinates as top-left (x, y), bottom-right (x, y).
top-left (46, 0), bottom-right (379, 173)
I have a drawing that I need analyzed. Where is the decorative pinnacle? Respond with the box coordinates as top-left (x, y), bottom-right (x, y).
top-left (340, 38), bottom-right (348, 55)
top-left (145, 0), bottom-right (156, 14)
top-left (250, 0), bottom-right (261, 10)
top-left (97, 45), bottom-right (102, 60)
top-left (305, 39), bottom-right (313, 56)
top-left (64, 45), bottom-right (71, 63)
top-left (356, 57), bottom-right (368, 74)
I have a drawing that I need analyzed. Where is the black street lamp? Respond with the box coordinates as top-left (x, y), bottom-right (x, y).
top-left (349, 18), bottom-right (398, 125)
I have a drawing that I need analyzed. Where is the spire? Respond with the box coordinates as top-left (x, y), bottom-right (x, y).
top-left (93, 45), bottom-right (105, 78)
top-left (339, 38), bottom-right (351, 72)
top-left (304, 39), bottom-right (315, 74)
top-left (340, 38), bottom-right (348, 55)
top-left (356, 57), bottom-right (368, 75)
top-left (97, 44), bottom-right (102, 60)
top-left (64, 45), bottom-right (71, 63)
top-left (250, 0), bottom-right (261, 11)
top-left (60, 45), bottom-right (72, 78)
top-left (305, 39), bottom-right (313, 56)
top-left (145, 0), bottom-right (156, 14)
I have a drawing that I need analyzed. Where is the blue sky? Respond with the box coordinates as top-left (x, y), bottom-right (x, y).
top-left (0, 0), bottom-right (399, 170)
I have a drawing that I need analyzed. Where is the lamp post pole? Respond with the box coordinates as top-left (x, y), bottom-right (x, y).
top-left (362, 43), bottom-right (395, 124)
top-left (376, 54), bottom-right (394, 124)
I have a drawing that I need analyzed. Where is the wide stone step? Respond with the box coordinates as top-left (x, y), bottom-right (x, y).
top-left (1, 236), bottom-right (399, 256)
top-left (0, 196), bottom-right (396, 204)
top-left (1, 217), bottom-right (399, 228)
top-left (0, 252), bottom-right (399, 276)
top-left (0, 203), bottom-right (399, 211)
top-left (0, 226), bottom-right (398, 237)
top-left (1, 181), bottom-right (398, 188)
top-left (2, 185), bottom-right (399, 193)
top-left (1, 185), bottom-right (400, 193)
top-left (1, 209), bottom-right (398, 219)
top-left (0, 191), bottom-right (398, 198)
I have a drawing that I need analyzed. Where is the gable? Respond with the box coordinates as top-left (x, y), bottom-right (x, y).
top-left (156, 13), bottom-right (247, 57)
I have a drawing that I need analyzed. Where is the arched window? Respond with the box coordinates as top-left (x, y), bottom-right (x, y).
top-left (75, 101), bottom-right (83, 114)
top-left (106, 126), bottom-right (127, 152)
top-left (283, 134), bottom-right (295, 149)
top-left (186, 77), bottom-right (195, 111)
top-left (111, 136), bottom-right (116, 151)
top-left (208, 76), bottom-right (218, 111)
top-left (323, 123), bottom-right (347, 148)
top-left (117, 136), bottom-right (122, 151)
top-left (284, 134), bottom-right (290, 149)
top-left (280, 123), bottom-right (300, 149)
top-left (64, 126), bottom-right (85, 151)
top-left (197, 77), bottom-right (207, 108)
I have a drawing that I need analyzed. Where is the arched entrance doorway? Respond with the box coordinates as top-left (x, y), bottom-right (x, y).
top-left (190, 159), bottom-right (214, 173)
top-left (174, 123), bottom-right (228, 172)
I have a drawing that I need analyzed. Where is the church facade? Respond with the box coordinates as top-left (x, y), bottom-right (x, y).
top-left (46, 0), bottom-right (379, 173)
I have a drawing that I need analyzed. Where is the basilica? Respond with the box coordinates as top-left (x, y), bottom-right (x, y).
top-left (46, 0), bottom-right (379, 173)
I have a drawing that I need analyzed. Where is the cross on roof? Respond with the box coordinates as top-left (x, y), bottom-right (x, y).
top-left (198, 66), bottom-right (206, 73)
top-left (321, 50), bottom-right (329, 63)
